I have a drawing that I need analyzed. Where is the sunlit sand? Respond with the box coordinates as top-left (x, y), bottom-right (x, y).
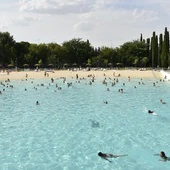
top-left (0, 69), bottom-right (163, 81)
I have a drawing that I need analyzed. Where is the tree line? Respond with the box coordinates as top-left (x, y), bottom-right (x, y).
top-left (0, 27), bottom-right (170, 69)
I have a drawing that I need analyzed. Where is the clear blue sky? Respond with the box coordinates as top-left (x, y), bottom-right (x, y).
top-left (0, 0), bottom-right (169, 47)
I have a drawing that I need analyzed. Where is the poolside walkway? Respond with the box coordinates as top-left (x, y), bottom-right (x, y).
top-left (160, 70), bottom-right (170, 81)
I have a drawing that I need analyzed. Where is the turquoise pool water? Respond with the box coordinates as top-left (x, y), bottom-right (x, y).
top-left (0, 76), bottom-right (170, 170)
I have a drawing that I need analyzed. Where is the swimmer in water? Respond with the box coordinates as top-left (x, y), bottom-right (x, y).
top-left (148, 110), bottom-right (154, 114)
top-left (98, 152), bottom-right (128, 163)
top-left (36, 101), bottom-right (40, 105)
top-left (103, 100), bottom-right (108, 104)
top-left (160, 99), bottom-right (166, 104)
top-left (155, 151), bottom-right (169, 162)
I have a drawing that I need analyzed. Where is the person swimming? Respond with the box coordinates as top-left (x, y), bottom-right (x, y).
top-left (148, 110), bottom-right (154, 114)
top-left (89, 119), bottom-right (100, 128)
top-left (103, 100), bottom-right (108, 104)
top-left (160, 99), bottom-right (166, 104)
top-left (98, 152), bottom-right (128, 162)
top-left (160, 151), bottom-right (168, 161)
top-left (155, 151), bottom-right (169, 161)
top-left (36, 101), bottom-right (40, 105)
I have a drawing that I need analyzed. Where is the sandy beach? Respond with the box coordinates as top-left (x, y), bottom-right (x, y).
top-left (0, 69), bottom-right (163, 81)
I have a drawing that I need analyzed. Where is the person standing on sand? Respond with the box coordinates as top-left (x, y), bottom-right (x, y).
top-left (76, 74), bottom-right (78, 80)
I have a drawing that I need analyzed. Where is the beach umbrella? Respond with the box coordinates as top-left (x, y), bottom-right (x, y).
top-left (34, 64), bottom-right (40, 67)
top-left (8, 64), bottom-right (14, 67)
top-left (72, 63), bottom-right (77, 66)
top-left (23, 64), bottom-right (29, 67)
top-left (63, 63), bottom-right (69, 69)
top-left (48, 64), bottom-right (54, 68)
top-left (116, 63), bottom-right (123, 66)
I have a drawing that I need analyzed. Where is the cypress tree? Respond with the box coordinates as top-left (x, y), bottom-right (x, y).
top-left (151, 31), bottom-right (156, 67)
top-left (140, 33), bottom-right (143, 42)
top-left (158, 34), bottom-right (163, 67)
top-left (146, 38), bottom-right (151, 66)
top-left (165, 27), bottom-right (169, 54)
top-left (166, 29), bottom-right (170, 67)
top-left (161, 27), bottom-right (169, 67)
top-left (161, 39), bottom-right (166, 67)
top-left (155, 35), bottom-right (158, 67)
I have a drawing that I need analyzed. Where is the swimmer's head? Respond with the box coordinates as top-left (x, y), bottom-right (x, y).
top-left (160, 151), bottom-right (165, 157)
top-left (160, 151), bottom-right (167, 159)
top-left (98, 152), bottom-right (102, 156)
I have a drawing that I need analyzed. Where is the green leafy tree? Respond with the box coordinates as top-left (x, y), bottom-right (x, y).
top-left (133, 58), bottom-right (139, 67)
top-left (87, 58), bottom-right (92, 65)
top-left (63, 38), bottom-right (93, 65)
top-left (37, 44), bottom-right (49, 67)
top-left (27, 44), bottom-right (39, 66)
top-left (38, 59), bottom-right (43, 67)
top-left (0, 32), bottom-right (16, 66)
top-left (141, 57), bottom-right (149, 67)
top-left (119, 40), bottom-right (147, 67)
top-left (99, 47), bottom-right (115, 64)
top-left (15, 41), bottom-right (30, 67)
top-left (47, 43), bottom-right (67, 68)
top-left (104, 59), bottom-right (108, 67)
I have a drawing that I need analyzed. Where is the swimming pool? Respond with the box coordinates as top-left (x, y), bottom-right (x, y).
top-left (0, 77), bottom-right (170, 170)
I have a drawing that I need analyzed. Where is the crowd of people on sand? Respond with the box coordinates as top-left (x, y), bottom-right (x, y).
top-left (0, 69), bottom-right (10, 75)
top-left (0, 70), bottom-right (169, 164)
